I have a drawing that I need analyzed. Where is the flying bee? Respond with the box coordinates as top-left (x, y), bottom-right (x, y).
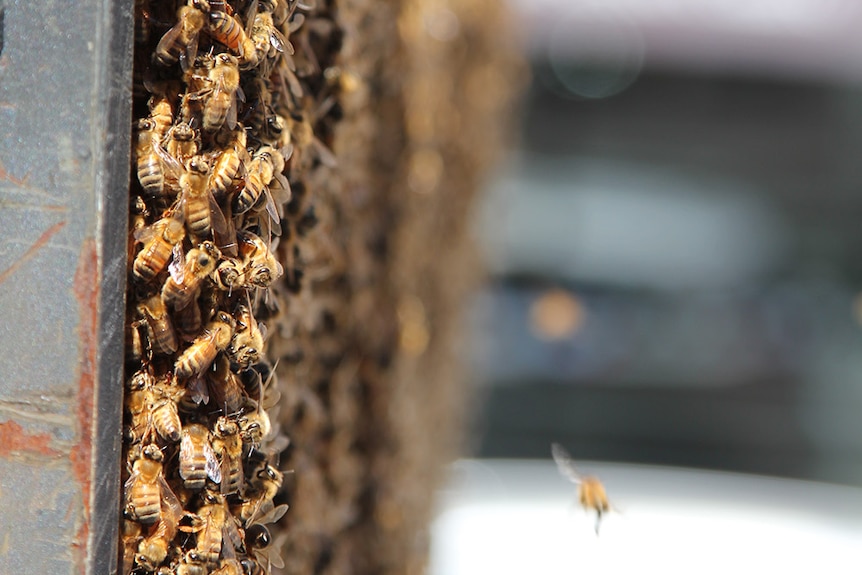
top-left (179, 423), bottom-right (221, 490)
top-left (162, 240), bottom-right (221, 310)
top-left (137, 294), bottom-right (178, 356)
top-left (551, 443), bottom-right (612, 534)
top-left (211, 416), bottom-right (244, 495)
top-left (233, 145), bottom-right (289, 219)
top-left (124, 443), bottom-right (179, 525)
top-left (154, 0), bottom-right (210, 70)
top-left (134, 490), bottom-right (184, 572)
top-left (228, 302), bottom-right (265, 369)
top-left (206, 9), bottom-right (257, 67)
top-left (207, 353), bottom-right (246, 414)
top-left (174, 310), bottom-right (234, 380)
top-left (132, 211), bottom-right (186, 283)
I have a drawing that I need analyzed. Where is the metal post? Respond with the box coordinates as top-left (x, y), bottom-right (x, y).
top-left (0, 1), bottom-right (132, 573)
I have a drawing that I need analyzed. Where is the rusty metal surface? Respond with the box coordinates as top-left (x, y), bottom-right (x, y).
top-left (0, 0), bottom-right (132, 573)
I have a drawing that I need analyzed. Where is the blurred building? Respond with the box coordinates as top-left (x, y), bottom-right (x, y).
top-left (470, 0), bottom-right (862, 484)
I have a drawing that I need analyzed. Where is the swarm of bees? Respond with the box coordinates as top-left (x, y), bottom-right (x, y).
top-left (123, 0), bottom-right (341, 573)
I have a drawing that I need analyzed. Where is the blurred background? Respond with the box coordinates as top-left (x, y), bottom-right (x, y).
top-left (430, 2), bottom-right (862, 572)
top-left (466, 0), bottom-right (862, 486)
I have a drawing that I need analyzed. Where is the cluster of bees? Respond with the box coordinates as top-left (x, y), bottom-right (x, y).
top-left (122, 0), bottom-right (334, 573)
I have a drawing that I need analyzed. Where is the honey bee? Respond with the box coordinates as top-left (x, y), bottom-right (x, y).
top-left (125, 443), bottom-right (179, 525)
top-left (176, 550), bottom-right (208, 575)
top-left (551, 443), bottom-right (611, 534)
top-left (162, 240), bottom-right (221, 310)
top-left (138, 294), bottom-right (179, 356)
top-left (121, 519), bottom-right (143, 575)
top-left (173, 295), bottom-right (203, 341)
top-left (211, 416), bottom-right (244, 495)
top-left (200, 53), bottom-right (243, 132)
top-left (228, 302), bottom-right (265, 369)
top-left (165, 121), bottom-right (199, 168)
top-left (208, 127), bottom-right (247, 199)
top-left (235, 463), bottom-right (287, 526)
top-left (136, 118), bottom-right (167, 198)
top-left (207, 353), bottom-right (247, 414)
top-left (148, 95), bottom-right (174, 138)
top-left (249, 8), bottom-right (289, 69)
top-left (233, 145), bottom-right (288, 218)
top-left (174, 310), bottom-right (234, 380)
top-left (206, 9), bottom-right (257, 66)
top-left (135, 491), bottom-right (184, 571)
top-left (155, 0), bottom-right (210, 69)
top-left (181, 489), bottom-right (243, 566)
top-left (150, 377), bottom-right (185, 443)
top-left (179, 423), bottom-right (221, 490)
top-left (237, 230), bottom-right (282, 289)
top-left (211, 559), bottom-right (244, 575)
top-left (132, 211), bottom-right (186, 283)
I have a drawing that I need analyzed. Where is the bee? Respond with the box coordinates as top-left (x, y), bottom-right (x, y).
top-left (173, 295), bottom-right (203, 341)
top-left (235, 463), bottom-right (287, 526)
top-left (149, 377), bottom-right (184, 443)
top-left (233, 145), bottom-right (288, 218)
top-left (211, 559), bottom-right (244, 575)
top-left (135, 118), bottom-right (167, 198)
top-left (121, 519), bottom-right (143, 575)
top-left (137, 294), bottom-right (178, 356)
top-left (174, 310), bottom-right (234, 380)
top-left (154, 0), bottom-right (210, 69)
top-left (165, 121), bottom-right (199, 167)
top-left (551, 443), bottom-right (611, 534)
top-left (162, 241), bottom-right (221, 310)
top-left (135, 491), bottom-right (183, 571)
top-left (148, 95), bottom-right (174, 138)
top-left (200, 53), bottom-right (243, 132)
top-left (181, 489), bottom-right (243, 565)
top-left (124, 443), bottom-right (179, 525)
top-left (237, 230), bottom-right (282, 289)
top-left (206, 9), bottom-right (257, 67)
top-left (132, 211), bottom-right (186, 283)
top-left (176, 550), bottom-right (208, 575)
top-left (211, 416), bottom-right (244, 495)
top-left (207, 353), bottom-right (247, 414)
top-left (126, 312), bottom-right (146, 365)
top-left (179, 423), bottom-right (221, 490)
top-left (228, 302), bottom-right (265, 369)
top-left (208, 127), bottom-right (247, 199)
top-left (249, 8), bottom-right (289, 69)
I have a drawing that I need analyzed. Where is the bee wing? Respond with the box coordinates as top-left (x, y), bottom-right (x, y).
top-left (155, 22), bottom-right (185, 65)
top-left (270, 171), bottom-right (291, 209)
top-left (157, 473), bottom-right (184, 523)
top-left (204, 441), bottom-right (222, 484)
top-left (551, 443), bottom-right (583, 485)
top-left (188, 374), bottom-right (210, 404)
top-left (154, 135), bottom-right (184, 179)
top-left (257, 503), bottom-right (289, 526)
top-left (208, 192), bottom-right (235, 256)
top-left (133, 224), bottom-right (156, 244)
top-left (288, 13), bottom-right (305, 34)
top-left (312, 137), bottom-right (338, 168)
top-left (168, 242), bottom-right (186, 284)
top-left (226, 89), bottom-right (239, 130)
top-left (269, 27), bottom-right (287, 54)
top-left (179, 433), bottom-right (194, 480)
top-left (180, 31), bottom-right (200, 73)
top-left (245, 0), bottom-right (259, 35)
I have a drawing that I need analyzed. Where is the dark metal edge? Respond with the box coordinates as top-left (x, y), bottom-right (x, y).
top-left (91, 0), bottom-right (133, 573)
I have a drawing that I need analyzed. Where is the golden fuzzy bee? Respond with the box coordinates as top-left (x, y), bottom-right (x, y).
top-left (207, 127), bottom-right (247, 199)
top-left (137, 294), bottom-right (178, 356)
top-left (551, 443), bottom-right (612, 534)
top-left (162, 240), bottom-right (221, 310)
top-left (176, 550), bottom-right (209, 575)
top-left (132, 211), bottom-right (186, 283)
top-left (228, 303), bottom-right (265, 369)
top-left (235, 463), bottom-right (287, 526)
top-left (127, 371), bottom-right (184, 444)
top-left (211, 416), bottom-right (244, 495)
top-left (181, 489), bottom-right (244, 566)
top-left (174, 310), bottom-right (235, 380)
top-left (206, 9), bottom-right (257, 67)
top-left (238, 230), bottom-right (282, 289)
top-left (179, 423), bottom-right (222, 490)
top-left (165, 121), bottom-right (199, 169)
top-left (135, 118), bottom-right (167, 198)
top-left (198, 53), bottom-right (243, 132)
top-left (134, 491), bottom-right (184, 572)
top-left (124, 443), bottom-right (179, 525)
top-left (249, 8), bottom-right (289, 69)
top-left (233, 145), bottom-right (288, 218)
top-left (154, 0), bottom-right (210, 69)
